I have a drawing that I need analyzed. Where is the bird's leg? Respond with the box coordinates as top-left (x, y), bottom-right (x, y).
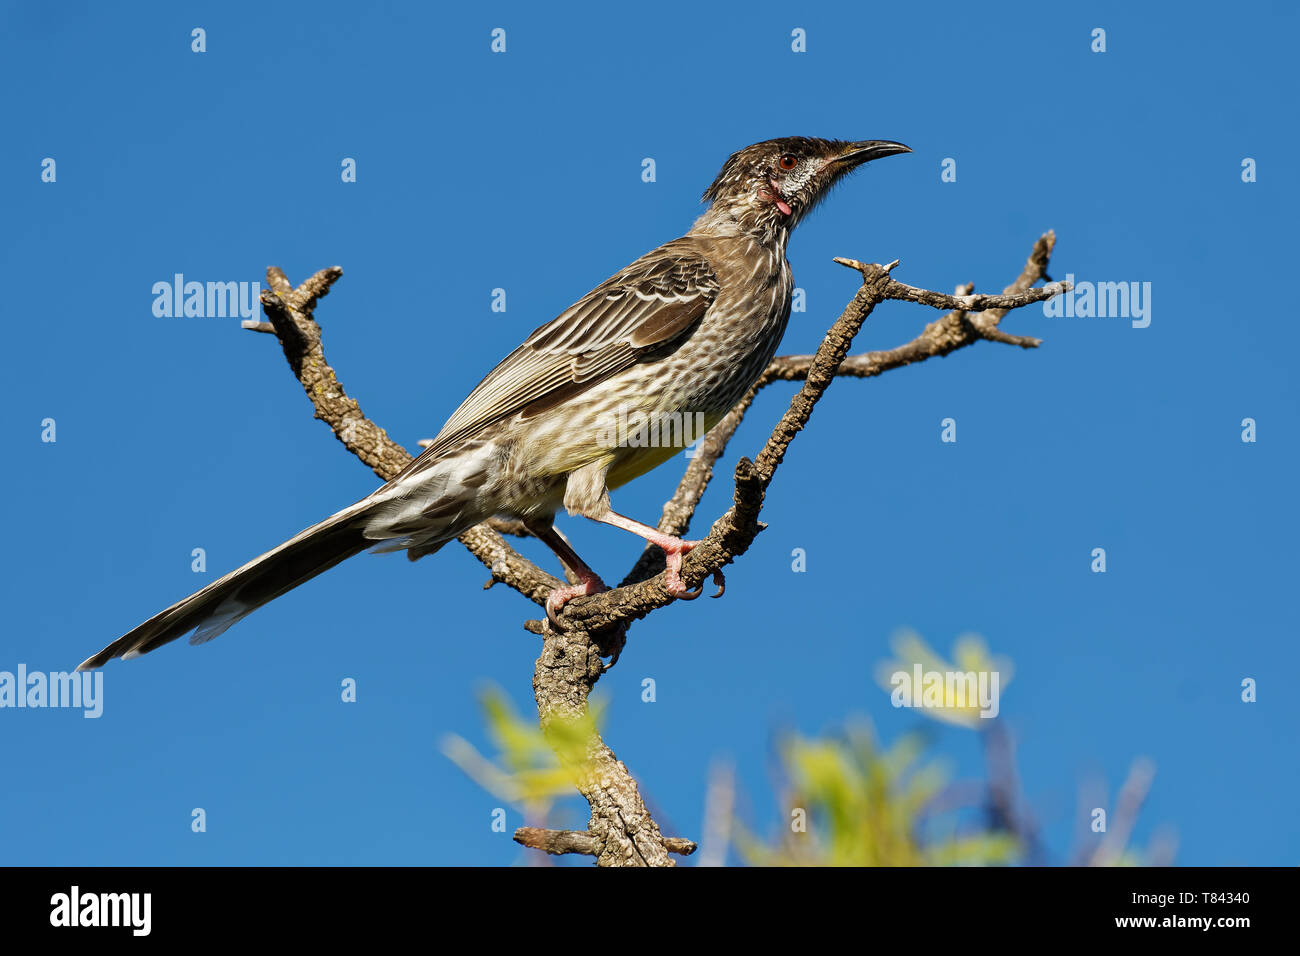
top-left (593, 510), bottom-right (724, 600)
top-left (524, 519), bottom-right (608, 626)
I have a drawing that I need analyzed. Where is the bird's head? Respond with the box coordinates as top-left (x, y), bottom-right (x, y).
top-left (696, 136), bottom-right (910, 243)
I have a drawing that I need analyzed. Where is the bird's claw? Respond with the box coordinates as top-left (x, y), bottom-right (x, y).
top-left (600, 623), bottom-right (629, 670)
top-left (545, 597), bottom-right (566, 629)
top-left (664, 549), bottom-right (725, 601)
top-left (545, 572), bottom-right (608, 629)
top-left (674, 580), bottom-right (704, 600)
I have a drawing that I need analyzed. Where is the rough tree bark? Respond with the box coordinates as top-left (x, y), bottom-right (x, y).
top-left (246, 232), bottom-right (1066, 866)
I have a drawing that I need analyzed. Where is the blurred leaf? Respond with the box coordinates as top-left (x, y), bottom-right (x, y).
top-left (441, 684), bottom-right (604, 817)
top-left (874, 630), bottom-right (1013, 729)
top-left (736, 723), bottom-right (1021, 866)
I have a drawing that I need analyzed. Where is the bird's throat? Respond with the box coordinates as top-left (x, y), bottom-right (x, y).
top-left (765, 178), bottom-right (793, 216)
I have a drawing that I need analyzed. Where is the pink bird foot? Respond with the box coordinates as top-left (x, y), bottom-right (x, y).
top-left (545, 568), bottom-right (608, 627)
top-left (597, 513), bottom-right (726, 601)
top-left (662, 539), bottom-right (725, 600)
top-left (660, 537), bottom-right (706, 598)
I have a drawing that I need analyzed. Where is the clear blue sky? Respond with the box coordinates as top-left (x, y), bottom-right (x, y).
top-left (1, 0), bottom-right (1295, 866)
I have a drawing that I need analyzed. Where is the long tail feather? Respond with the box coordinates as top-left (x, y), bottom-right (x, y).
top-left (78, 506), bottom-right (373, 670)
top-left (80, 441), bottom-right (501, 669)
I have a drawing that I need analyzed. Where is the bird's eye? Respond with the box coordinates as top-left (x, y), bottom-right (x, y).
top-left (777, 154), bottom-right (798, 171)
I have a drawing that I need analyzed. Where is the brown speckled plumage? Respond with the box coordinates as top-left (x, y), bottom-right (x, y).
top-left (79, 136), bottom-right (909, 668)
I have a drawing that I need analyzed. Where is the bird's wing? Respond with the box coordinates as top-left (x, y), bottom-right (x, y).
top-left (386, 238), bottom-right (720, 483)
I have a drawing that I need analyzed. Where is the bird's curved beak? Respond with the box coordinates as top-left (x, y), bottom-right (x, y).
top-left (834, 140), bottom-right (912, 167)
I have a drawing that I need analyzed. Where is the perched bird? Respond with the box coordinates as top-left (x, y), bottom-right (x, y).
top-left (79, 136), bottom-right (909, 670)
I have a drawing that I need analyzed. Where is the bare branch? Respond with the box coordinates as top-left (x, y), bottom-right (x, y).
top-left (252, 267), bottom-right (556, 608)
top-left (514, 827), bottom-right (601, 856)
top-left (514, 827), bottom-right (696, 857)
top-left (1090, 757), bottom-right (1157, 867)
top-left (876, 275), bottom-right (1068, 314)
top-left (253, 267), bottom-right (421, 482)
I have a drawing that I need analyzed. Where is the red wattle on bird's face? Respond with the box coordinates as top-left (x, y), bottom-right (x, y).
top-left (762, 178), bottom-right (793, 216)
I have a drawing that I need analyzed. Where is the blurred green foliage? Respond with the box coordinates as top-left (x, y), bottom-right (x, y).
top-left (445, 632), bottom-right (1165, 866)
top-left (440, 685), bottom-right (602, 824)
top-left (735, 725), bottom-right (1019, 866)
